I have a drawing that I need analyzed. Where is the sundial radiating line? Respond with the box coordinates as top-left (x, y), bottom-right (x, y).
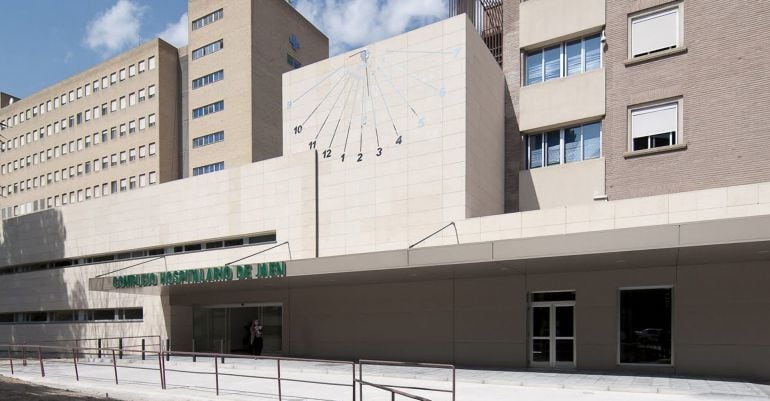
top-left (385, 49), bottom-right (457, 55)
top-left (327, 73), bottom-right (361, 150)
top-left (314, 74), bottom-right (353, 140)
top-left (343, 74), bottom-right (364, 154)
top-left (365, 64), bottom-right (381, 148)
top-left (301, 69), bottom-right (351, 127)
top-left (380, 56), bottom-right (441, 92)
top-left (360, 64), bottom-right (369, 153)
top-left (289, 63), bottom-right (348, 105)
top-left (372, 71), bottom-right (399, 138)
top-left (375, 65), bottom-right (419, 117)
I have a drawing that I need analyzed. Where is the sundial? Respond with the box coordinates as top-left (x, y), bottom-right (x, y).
top-left (285, 45), bottom-right (462, 163)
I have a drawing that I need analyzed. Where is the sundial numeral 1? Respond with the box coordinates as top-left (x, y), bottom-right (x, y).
top-left (308, 140), bottom-right (316, 150)
top-left (357, 153), bottom-right (363, 162)
top-left (376, 147), bottom-right (383, 157)
top-left (323, 149), bottom-right (332, 159)
top-left (293, 125), bottom-right (303, 134)
top-left (395, 136), bottom-right (402, 145)
top-left (341, 153), bottom-right (346, 162)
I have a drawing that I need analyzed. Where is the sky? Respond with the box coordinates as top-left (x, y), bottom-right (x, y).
top-left (0, 0), bottom-right (448, 99)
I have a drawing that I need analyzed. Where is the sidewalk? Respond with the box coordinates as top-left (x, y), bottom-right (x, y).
top-left (1, 355), bottom-right (768, 400)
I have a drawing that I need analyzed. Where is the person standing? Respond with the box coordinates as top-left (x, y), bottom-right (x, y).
top-left (250, 319), bottom-right (264, 355)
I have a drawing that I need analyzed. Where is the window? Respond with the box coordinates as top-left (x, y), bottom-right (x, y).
top-left (139, 145), bottom-right (146, 158)
top-left (139, 174), bottom-right (147, 187)
top-left (192, 131), bottom-right (224, 148)
top-left (148, 85), bottom-right (156, 98)
top-left (149, 171), bottom-right (157, 184)
top-left (148, 114), bottom-right (156, 128)
top-left (102, 76), bottom-right (109, 88)
top-left (129, 176), bottom-right (136, 190)
top-left (139, 117), bottom-right (146, 130)
top-left (129, 92), bottom-right (136, 106)
top-left (77, 87), bottom-right (83, 99)
top-left (85, 109), bottom-right (91, 121)
top-left (193, 100), bottom-right (224, 119)
top-left (525, 33), bottom-right (602, 85)
top-left (527, 122), bottom-right (601, 169)
top-left (129, 64), bottom-right (136, 77)
top-left (148, 56), bottom-right (156, 70)
top-left (111, 100), bottom-right (117, 112)
top-left (111, 154), bottom-right (118, 166)
top-left (193, 161), bottom-right (224, 176)
top-left (192, 39), bottom-right (224, 60)
top-left (110, 72), bottom-right (117, 84)
top-left (119, 68), bottom-right (126, 81)
top-left (192, 8), bottom-right (223, 30)
top-left (619, 288), bottom-right (672, 364)
top-left (630, 4), bottom-right (681, 58)
top-left (120, 96), bottom-right (126, 109)
top-left (128, 121), bottom-right (136, 134)
top-left (287, 55), bottom-right (302, 69)
top-left (138, 89), bottom-right (146, 102)
top-left (120, 151), bottom-right (127, 164)
top-left (93, 80), bottom-right (99, 92)
top-left (630, 100), bottom-right (680, 152)
top-left (129, 148), bottom-right (136, 161)
top-left (120, 179), bottom-right (127, 191)
top-left (192, 70), bottom-right (224, 89)
top-left (138, 60), bottom-right (146, 73)
top-left (148, 142), bottom-right (157, 155)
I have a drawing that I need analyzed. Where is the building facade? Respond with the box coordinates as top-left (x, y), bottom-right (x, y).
top-left (1, 0), bottom-right (770, 384)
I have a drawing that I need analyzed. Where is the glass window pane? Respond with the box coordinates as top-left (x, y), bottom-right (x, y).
top-left (566, 40), bottom-right (582, 76)
top-left (565, 126), bottom-right (581, 163)
top-left (651, 133), bottom-right (673, 148)
top-left (584, 34), bottom-right (602, 71)
top-left (532, 307), bottom-right (550, 337)
top-left (529, 134), bottom-right (543, 169)
top-left (555, 339), bottom-right (574, 362)
top-left (531, 291), bottom-right (576, 302)
top-left (546, 131), bottom-right (561, 166)
top-left (633, 137), bottom-right (649, 151)
top-left (532, 339), bottom-right (550, 362)
top-left (555, 306), bottom-right (574, 337)
top-left (583, 122), bottom-right (601, 159)
top-left (543, 45), bottom-right (561, 81)
top-left (620, 288), bottom-right (672, 364)
top-left (526, 51), bottom-right (543, 85)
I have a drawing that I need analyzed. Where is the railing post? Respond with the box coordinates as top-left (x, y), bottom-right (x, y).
top-left (142, 339), bottom-right (146, 361)
top-left (21, 344), bottom-right (26, 367)
top-left (72, 348), bottom-right (79, 381)
top-left (119, 338), bottom-right (123, 359)
top-left (214, 354), bottom-right (219, 396)
top-left (277, 359), bottom-right (282, 401)
top-left (98, 338), bottom-right (102, 358)
top-left (166, 339), bottom-right (170, 362)
top-left (8, 346), bottom-right (13, 375)
top-left (37, 346), bottom-right (45, 377)
top-left (352, 363), bottom-right (356, 401)
top-left (452, 365), bottom-right (456, 401)
top-left (157, 352), bottom-right (165, 390)
top-left (219, 339), bottom-right (224, 364)
top-left (192, 339), bottom-right (196, 363)
top-left (359, 362), bottom-right (363, 401)
top-left (111, 349), bottom-right (118, 385)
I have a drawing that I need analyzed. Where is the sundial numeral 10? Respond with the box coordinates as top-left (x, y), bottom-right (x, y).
top-left (293, 125), bottom-right (303, 134)
top-left (323, 149), bottom-right (332, 159)
top-left (308, 140), bottom-right (316, 150)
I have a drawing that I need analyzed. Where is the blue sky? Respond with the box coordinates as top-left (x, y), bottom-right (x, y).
top-left (0, 0), bottom-right (447, 99)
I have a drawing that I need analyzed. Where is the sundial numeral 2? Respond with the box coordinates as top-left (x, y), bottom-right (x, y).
top-left (357, 153), bottom-right (363, 162)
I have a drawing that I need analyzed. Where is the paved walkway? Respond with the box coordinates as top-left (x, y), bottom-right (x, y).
top-left (1, 356), bottom-right (768, 400)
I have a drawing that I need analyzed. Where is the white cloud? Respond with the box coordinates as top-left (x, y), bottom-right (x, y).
top-left (158, 13), bottom-right (188, 48)
top-left (85, 0), bottom-right (147, 56)
top-left (294, 0), bottom-right (448, 55)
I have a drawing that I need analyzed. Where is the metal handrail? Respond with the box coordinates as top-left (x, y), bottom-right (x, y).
top-left (409, 222), bottom-right (460, 249)
top-left (359, 359), bottom-right (456, 401)
top-left (0, 342), bottom-right (355, 401)
top-left (225, 240), bottom-right (292, 265)
top-left (357, 379), bottom-right (433, 401)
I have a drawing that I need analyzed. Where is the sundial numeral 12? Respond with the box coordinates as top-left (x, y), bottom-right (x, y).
top-left (323, 149), bottom-right (332, 159)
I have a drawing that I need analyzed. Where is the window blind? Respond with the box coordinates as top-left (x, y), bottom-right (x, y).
top-left (631, 103), bottom-right (677, 139)
top-left (631, 8), bottom-right (678, 56)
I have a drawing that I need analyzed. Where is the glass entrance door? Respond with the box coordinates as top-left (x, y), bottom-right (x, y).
top-left (193, 304), bottom-right (283, 355)
top-left (530, 292), bottom-right (576, 368)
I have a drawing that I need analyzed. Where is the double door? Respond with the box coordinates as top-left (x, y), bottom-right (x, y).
top-left (530, 301), bottom-right (575, 368)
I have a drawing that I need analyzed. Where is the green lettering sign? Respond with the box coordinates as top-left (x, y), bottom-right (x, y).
top-left (108, 262), bottom-right (287, 289)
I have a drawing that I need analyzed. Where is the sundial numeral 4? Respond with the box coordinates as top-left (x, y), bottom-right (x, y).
top-left (395, 136), bottom-right (402, 145)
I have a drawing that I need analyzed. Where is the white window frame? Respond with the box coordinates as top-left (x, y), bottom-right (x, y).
top-left (627, 97), bottom-right (683, 153)
top-left (628, 2), bottom-right (684, 59)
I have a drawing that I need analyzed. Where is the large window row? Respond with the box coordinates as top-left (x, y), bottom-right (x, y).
top-left (192, 8), bottom-right (223, 30)
top-left (193, 100), bottom-right (224, 119)
top-left (525, 33), bottom-right (602, 86)
top-left (0, 232), bottom-right (277, 276)
top-left (0, 308), bottom-right (143, 324)
top-left (1, 84), bottom-right (157, 156)
top-left (192, 131), bottom-right (224, 148)
top-left (0, 55), bottom-right (156, 131)
top-left (1, 141), bottom-right (157, 199)
top-left (527, 122), bottom-right (601, 169)
top-left (192, 70), bottom-right (224, 90)
top-left (192, 39), bottom-right (224, 60)
top-left (1, 170), bottom-right (158, 220)
top-left (193, 161), bottom-right (225, 176)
